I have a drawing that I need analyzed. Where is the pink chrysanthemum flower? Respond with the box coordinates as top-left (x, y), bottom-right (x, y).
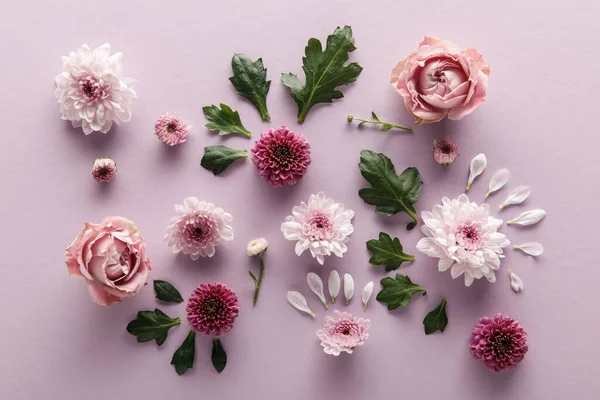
top-left (251, 126), bottom-right (311, 187)
top-left (155, 113), bottom-right (191, 146)
top-left (281, 192), bottom-right (355, 265)
top-left (316, 310), bottom-right (371, 356)
top-left (164, 197), bottom-right (234, 260)
top-left (186, 283), bottom-right (239, 336)
top-left (433, 137), bottom-right (460, 166)
top-left (91, 157), bottom-right (117, 183)
top-left (469, 314), bottom-right (529, 372)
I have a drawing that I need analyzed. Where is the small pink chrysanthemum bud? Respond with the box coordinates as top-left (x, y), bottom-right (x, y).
top-left (155, 113), bottom-right (191, 146)
top-left (91, 157), bottom-right (117, 183)
top-left (433, 137), bottom-right (460, 166)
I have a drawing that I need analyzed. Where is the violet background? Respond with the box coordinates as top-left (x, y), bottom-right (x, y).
top-left (1, 0), bottom-right (599, 398)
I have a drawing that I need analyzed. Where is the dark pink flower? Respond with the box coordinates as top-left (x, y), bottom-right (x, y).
top-left (251, 126), bottom-right (311, 187)
top-left (91, 157), bottom-right (117, 183)
top-left (469, 313), bottom-right (529, 372)
top-left (433, 137), bottom-right (460, 166)
top-left (155, 113), bottom-right (190, 146)
top-left (186, 283), bottom-right (239, 336)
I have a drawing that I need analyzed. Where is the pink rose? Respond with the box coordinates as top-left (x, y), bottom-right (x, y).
top-left (390, 37), bottom-right (490, 124)
top-left (65, 216), bottom-right (151, 306)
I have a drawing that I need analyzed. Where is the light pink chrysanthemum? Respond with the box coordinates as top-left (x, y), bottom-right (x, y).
top-left (54, 43), bottom-right (137, 135)
top-left (186, 283), bottom-right (239, 336)
top-left (91, 157), bottom-right (117, 183)
top-left (416, 194), bottom-right (510, 286)
top-left (251, 126), bottom-right (311, 187)
top-left (316, 310), bottom-right (370, 356)
top-left (281, 192), bottom-right (354, 265)
top-left (155, 114), bottom-right (191, 146)
top-left (164, 197), bottom-right (233, 260)
top-left (469, 314), bottom-right (529, 372)
top-left (433, 137), bottom-right (460, 166)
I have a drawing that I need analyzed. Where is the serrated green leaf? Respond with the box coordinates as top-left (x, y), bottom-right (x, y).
top-left (282, 25), bottom-right (362, 123)
top-left (367, 232), bottom-right (415, 271)
top-left (200, 145), bottom-right (247, 175)
top-left (229, 54), bottom-right (271, 121)
top-left (358, 150), bottom-right (423, 230)
top-left (211, 339), bottom-right (227, 373)
top-left (423, 298), bottom-right (448, 335)
top-left (171, 330), bottom-right (196, 375)
top-left (376, 274), bottom-right (426, 310)
top-left (202, 103), bottom-right (252, 137)
top-left (380, 124), bottom-right (393, 132)
top-left (153, 280), bottom-right (183, 303)
top-left (126, 309), bottom-right (180, 346)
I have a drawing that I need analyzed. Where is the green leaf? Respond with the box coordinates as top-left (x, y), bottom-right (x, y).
top-left (170, 331), bottom-right (196, 375)
top-left (126, 309), bottom-right (180, 346)
top-left (202, 103), bottom-right (252, 137)
top-left (367, 232), bottom-right (415, 272)
top-left (358, 150), bottom-right (423, 230)
top-left (211, 339), bottom-right (227, 373)
top-left (153, 280), bottom-right (183, 303)
top-left (282, 25), bottom-right (362, 123)
top-left (376, 274), bottom-right (426, 310)
top-left (200, 146), bottom-right (247, 175)
top-left (371, 111), bottom-right (380, 121)
top-left (229, 54), bottom-right (271, 121)
top-left (423, 298), bottom-right (448, 335)
top-left (380, 124), bottom-right (393, 132)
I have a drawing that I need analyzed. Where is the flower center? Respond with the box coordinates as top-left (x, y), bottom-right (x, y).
top-left (79, 76), bottom-right (102, 100)
top-left (202, 297), bottom-right (223, 317)
top-left (456, 223), bottom-right (481, 250)
top-left (433, 69), bottom-right (447, 84)
top-left (183, 217), bottom-right (213, 244)
top-left (307, 212), bottom-right (331, 239)
top-left (166, 122), bottom-right (178, 132)
top-left (440, 143), bottom-right (453, 154)
top-left (491, 332), bottom-right (514, 355)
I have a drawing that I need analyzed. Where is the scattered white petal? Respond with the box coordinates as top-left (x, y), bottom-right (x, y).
top-left (362, 281), bottom-right (374, 310)
top-left (328, 270), bottom-right (340, 303)
top-left (514, 242), bottom-right (544, 256)
top-left (486, 169), bottom-right (509, 198)
top-left (499, 186), bottom-right (531, 209)
top-left (307, 272), bottom-right (328, 309)
top-left (508, 209), bottom-right (547, 226)
top-left (287, 291), bottom-right (315, 317)
top-left (466, 153), bottom-right (487, 190)
top-left (509, 269), bottom-right (524, 293)
top-left (344, 273), bottom-right (354, 305)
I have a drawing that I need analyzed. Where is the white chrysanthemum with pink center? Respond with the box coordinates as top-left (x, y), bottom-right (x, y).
top-left (164, 197), bottom-right (233, 260)
top-left (281, 192), bottom-right (354, 265)
top-left (316, 310), bottom-right (370, 356)
top-left (54, 43), bottom-right (137, 135)
top-left (416, 194), bottom-right (510, 286)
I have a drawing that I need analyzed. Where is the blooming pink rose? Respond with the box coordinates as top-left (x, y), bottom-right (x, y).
top-left (65, 216), bottom-right (151, 306)
top-left (390, 37), bottom-right (490, 124)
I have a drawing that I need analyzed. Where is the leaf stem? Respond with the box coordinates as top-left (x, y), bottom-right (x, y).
top-left (348, 114), bottom-right (413, 132)
top-left (297, 105), bottom-right (311, 124)
top-left (251, 254), bottom-right (266, 305)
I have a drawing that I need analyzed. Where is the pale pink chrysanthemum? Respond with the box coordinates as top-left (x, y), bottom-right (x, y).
top-left (251, 126), bottom-right (311, 187)
top-left (433, 137), bottom-right (460, 166)
top-left (281, 192), bottom-right (354, 265)
top-left (91, 157), bottom-right (117, 183)
top-left (155, 113), bottom-right (191, 146)
top-left (469, 314), bottom-right (529, 372)
top-left (186, 283), bottom-right (239, 336)
top-left (316, 310), bottom-right (371, 356)
top-left (164, 197), bottom-right (233, 260)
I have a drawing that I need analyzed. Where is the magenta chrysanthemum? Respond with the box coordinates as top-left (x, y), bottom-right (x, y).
top-left (316, 310), bottom-right (370, 356)
top-left (91, 157), bottom-right (117, 183)
top-left (469, 314), bottom-right (529, 372)
top-left (155, 114), bottom-right (190, 146)
top-left (251, 126), bottom-right (311, 187)
top-left (186, 283), bottom-right (240, 336)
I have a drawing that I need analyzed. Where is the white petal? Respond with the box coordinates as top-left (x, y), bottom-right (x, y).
top-left (286, 291), bottom-right (315, 317)
top-left (514, 242), bottom-right (544, 256)
top-left (486, 169), bottom-right (509, 198)
top-left (344, 273), bottom-right (354, 304)
top-left (499, 186), bottom-right (530, 209)
top-left (328, 270), bottom-right (340, 303)
top-left (307, 272), bottom-right (328, 309)
top-left (509, 269), bottom-right (524, 293)
top-left (508, 209), bottom-right (547, 226)
top-left (362, 281), bottom-right (374, 310)
top-left (466, 153), bottom-right (487, 190)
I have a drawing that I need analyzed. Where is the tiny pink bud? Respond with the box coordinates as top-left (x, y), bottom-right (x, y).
top-left (91, 157), bottom-right (117, 183)
top-left (433, 137), bottom-right (460, 166)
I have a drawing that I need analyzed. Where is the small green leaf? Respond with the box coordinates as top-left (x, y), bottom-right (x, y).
top-left (200, 146), bottom-right (247, 175)
top-left (211, 339), bottom-right (227, 373)
top-left (153, 280), bottom-right (183, 303)
top-left (376, 274), bottom-right (426, 310)
top-left (358, 150), bottom-right (423, 230)
top-left (229, 54), bottom-right (271, 121)
top-left (358, 121), bottom-right (366, 127)
top-left (126, 309), bottom-right (180, 346)
top-left (171, 330), bottom-right (196, 375)
top-left (202, 103), bottom-right (252, 137)
top-left (367, 232), bottom-right (415, 271)
top-left (380, 124), bottom-right (393, 132)
top-left (371, 111), bottom-right (380, 121)
top-left (423, 299), bottom-right (448, 335)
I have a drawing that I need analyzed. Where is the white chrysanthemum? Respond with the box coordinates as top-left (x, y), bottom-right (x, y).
top-left (281, 192), bottom-right (354, 265)
top-left (247, 238), bottom-right (268, 257)
top-left (164, 197), bottom-right (234, 261)
top-left (416, 194), bottom-right (510, 286)
top-left (54, 43), bottom-right (137, 135)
